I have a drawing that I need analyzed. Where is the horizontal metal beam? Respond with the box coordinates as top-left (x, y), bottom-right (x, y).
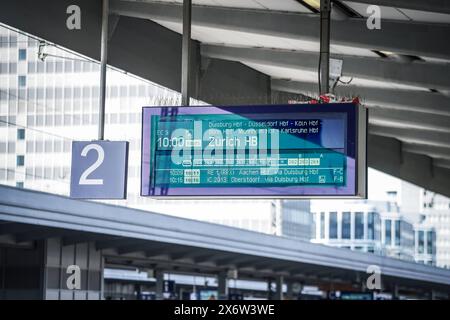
top-left (434, 158), bottom-right (450, 170)
top-left (95, 238), bottom-right (139, 250)
top-left (202, 44), bottom-right (450, 91)
top-left (110, 0), bottom-right (450, 59)
top-left (271, 79), bottom-right (450, 116)
top-left (62, 233), bottom-right (118, 246)
top-left (0, 223), bottom-right (37, 236)
top-left (369, 126), bottom-right (450, 148)
top-left (194, 253), bottom-right (223, 264)
top-left (14, 229), bottom-right (72, 243)
top-left (369, 107), bottom-right (450, 132)
top-left (272, 81), bottom-right (450, 133)
top-left (347, 0), bottom-right (450, 15)
top-left (368, 134), bottom-right (450, 198)
top-left (403, 143), bottom-right (450, 160)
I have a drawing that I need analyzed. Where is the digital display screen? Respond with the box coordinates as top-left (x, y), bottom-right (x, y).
top-left (141, 103), bottom-right (366, 198)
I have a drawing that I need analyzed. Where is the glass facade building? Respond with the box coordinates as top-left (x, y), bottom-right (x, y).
top-left (0, 25), bottom-right (312, 241)
top-left (280, 200), bottom-right (312, 241)
top-left (311, 202), bottom-right (382, 254)
top-left (311, 200), bottom-right (436, 264)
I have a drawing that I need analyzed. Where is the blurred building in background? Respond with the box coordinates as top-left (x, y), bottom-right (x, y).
top-left (311, 201), bottom-right (382, 254)
top-left (423, 191), bottom-right (450, 268)
top-left (311, 188), bottom-right (436, 265)
top-left (280, 200), bottom-right (312, 241)
top-left (0, 25), bottom-right (312, 241)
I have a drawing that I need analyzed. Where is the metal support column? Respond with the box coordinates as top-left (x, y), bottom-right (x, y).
top-left (98, 0), bottom-right (109, 140)
top-left (181, 0), bottom-right (192, 106)
top-left (430, 290), bottom-right (437, 300)
top-left (319, 0), bottom-right (331, 95)
top-left (275, 276), bottom-right (284, 300)
top-left (392, 284), bottom-right (399, 300)
top-left (267, 278), bottom-right (274, 300)
top-left (217, 271), bottom-right (228, 300)
top-left (155, 270), bottom-right (164, 300)
top-left (286, 281), bottom-right (294, 300)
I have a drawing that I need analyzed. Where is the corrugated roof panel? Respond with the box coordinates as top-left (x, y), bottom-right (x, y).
top-left (244, 62), bottom-right (431, 91)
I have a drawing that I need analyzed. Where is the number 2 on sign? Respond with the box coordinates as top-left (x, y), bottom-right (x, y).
top-left (79, 144), bottom-right (104, 185)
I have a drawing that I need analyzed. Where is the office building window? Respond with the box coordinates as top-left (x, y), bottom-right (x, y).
top-left (64, 60), bottom-right (73, 73)
top-left (16, 182), bottom-right (24, 188)
top-left (45, 141), bottom-right (52, 153)
top-left (10, 62), bottom-right (17, 73)
top-left (342, 212), bottom-right (351, 239)
top-left (82, 61), bottom-right (90, 72)
top-left (329, 212), bottom-right (338, 239)
top-left (355, 212), bottom-right (364, 239)
top-left (17, 128), bottom-right (25, 140)
top-left (16, 155), bottom-right (25, 166)
top-left (37, 61), bottom-right (44, 72)
top-left (55, 61), bottom-right (63, 73)
top-left (7, 170), bottom-right (15, 181)
top-left (385, 220), bottom-right (392, 245)
top-left (18, 75), bottom-right (26, 87)
top-left (35, 141), bottom-right (43, 153)
top-left (74, 60), bottom-right (82, 72)
top-left (27, 61), bottom-right (36, 73)
top-left (418, 231), bottom-right (424, 254)
top-left (8, 142), bottom-right (16, 153)
top-left (367, 212), bottom-right (375, 240)
top-left (18, 49), bottom-right (27, 60)
top-left (26, 141), bottom-right (34, 153)
top-left (46, 61), bottom-right (54, 73)
top-left (427, 231), bottom-right (433, 255)
top-left (320, 212), bottom-right (325, 239)
top-left (395, 220), bottom-right (401, 246)
top-left (37, 87), bottom-right (44, 100)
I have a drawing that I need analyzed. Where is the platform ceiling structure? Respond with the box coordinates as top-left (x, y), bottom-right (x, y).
top-left (1, 0), bottom-right (450, 197)
top-left (1, 185), bottom-right (450, 297)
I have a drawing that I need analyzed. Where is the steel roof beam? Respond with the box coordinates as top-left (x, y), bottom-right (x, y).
top-left (403, 144), bottom-right (450, 160)
top-left (111, 0), bottom-right (450, 59)
top-left (271, 79), bottom-right (450, 117)
top-left (368, 134), bottom-right (450, 198)
top-left (369, 108), bottom-right (450, 133)
top-left (369, 126), bottom-right (450, 148)
top-left (271, 80), bottom-right (450, 133)
top-left (346, 0), bottom-right (450, 15)
top-left (202, 44), bottom-right (450, 91)
top-left (434, 158), bottom-right (450, 170)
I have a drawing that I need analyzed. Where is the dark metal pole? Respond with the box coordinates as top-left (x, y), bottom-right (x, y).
top-left (98, 0), bottom-right (109, 140)
top-left (181, 0), bottom-right (192, 106)
top-left (320, 0), bottom-right (331, 95)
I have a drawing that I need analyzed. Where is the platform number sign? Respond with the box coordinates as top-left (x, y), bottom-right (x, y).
top-left (70, 141), bottom-right (129, 199)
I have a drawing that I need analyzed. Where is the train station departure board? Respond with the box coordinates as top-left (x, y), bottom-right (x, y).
top-left (141, 103), bottom-right (367, 198)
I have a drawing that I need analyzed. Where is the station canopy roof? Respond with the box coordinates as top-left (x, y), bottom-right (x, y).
top-left (111, 0), bottom-right (450, 182)
top-left (1, 0), bottom-right (449, 196)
